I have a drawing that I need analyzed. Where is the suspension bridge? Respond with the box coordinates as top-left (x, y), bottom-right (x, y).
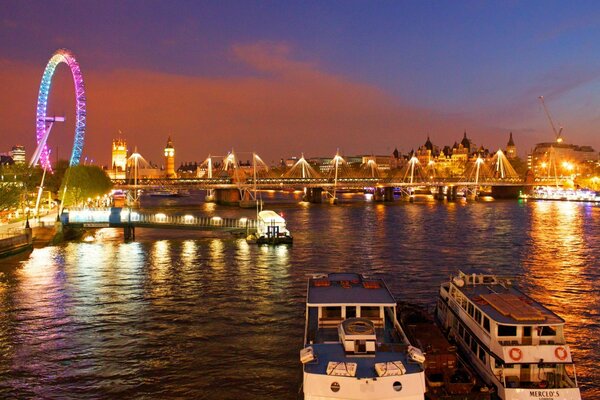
top-left (112, 149), bottom-right (552, 204)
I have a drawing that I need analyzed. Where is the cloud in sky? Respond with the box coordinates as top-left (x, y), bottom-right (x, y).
top-left (0, 42), bottom-right (592, 167)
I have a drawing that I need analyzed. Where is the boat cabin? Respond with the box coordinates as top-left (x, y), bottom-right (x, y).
top-left (257, 210), bottom-right (290, 238)
top-left (305, 273), bottom-right (402, 350)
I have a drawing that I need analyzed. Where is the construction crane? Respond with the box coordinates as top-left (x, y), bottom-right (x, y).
top-left (538, 95), bottom-right (563, 143)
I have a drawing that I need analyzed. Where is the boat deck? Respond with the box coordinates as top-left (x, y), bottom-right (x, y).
top-left (456, 283), bottom-right (564, 325)
top-left (304, 343), bottom-right (421, 378)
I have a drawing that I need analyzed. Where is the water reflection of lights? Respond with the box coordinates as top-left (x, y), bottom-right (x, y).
top-left (524, 201), bottom-right (595, 385)
top-left (21, 247), bottom-right (59, 284)
top-left (150, 240), bottom-right (172, 287)
top-left (209, 239), bottom-right (225, 271)
top-left (181, 240), bottom-right (197, 268)
top-left (202, 202), bottom-right (216, 213)
top-left (153, 240), bottom-right (171, 264)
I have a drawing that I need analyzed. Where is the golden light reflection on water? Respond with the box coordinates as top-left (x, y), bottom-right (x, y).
top-left (181, 240), bottom-right (197, 269)
top-left (209, 239), bottom-right (225, 271)
top-left (523, 201), bottom-right (598, 393)
top-left (149, 240), bottom-right (171, 290)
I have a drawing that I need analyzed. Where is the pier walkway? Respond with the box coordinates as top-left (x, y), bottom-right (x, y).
top-left (61, 208), bottom-right (257, 238)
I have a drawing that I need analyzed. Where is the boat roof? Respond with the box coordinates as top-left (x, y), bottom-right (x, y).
top-left (258, 210), bottom-right (285, 223)
top-left (453, 274), bottom-right (564, 325)
top-left (307, 273), bottom-right (396, 306)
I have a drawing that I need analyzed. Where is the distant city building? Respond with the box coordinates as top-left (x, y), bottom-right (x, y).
top-left (177, 162), bottom-right (200, 178)
top-left (164, 136), bottom-right (176, 178)
top-left (530, 140), bottom-right (597, 176)
top-left (411, 132), bottom-right (482, 177)
top-left (0, 154), bottom-right (14, 166)
top-left (109, 138), bottom-right (128, 179)
top-left (10, 145), bottom-right (25, 165)
top-left (505, 132), bottom-right (517, 159)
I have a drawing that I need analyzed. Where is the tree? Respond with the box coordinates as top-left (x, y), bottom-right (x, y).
top-left (0, 183), bottom-right (23, 211)
top-left (45, 159), bottom-right (70, 194)
top-left (60, 165), bottom-right (113, 206)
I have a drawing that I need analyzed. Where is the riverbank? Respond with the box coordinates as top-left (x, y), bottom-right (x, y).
top-left (0, 228), bottom-right (32, 258)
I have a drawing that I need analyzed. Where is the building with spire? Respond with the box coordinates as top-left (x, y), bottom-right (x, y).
top-left (110, 138), bottom-right (128, 179)
top-left (505, 132), bottom-right (517, 159)
top-left (164, 136), bottom-right (176, 178)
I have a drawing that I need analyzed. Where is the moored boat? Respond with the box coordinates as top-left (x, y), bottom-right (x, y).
top-left (436, 271), bottom-right (581, 400)
top-left (301, 273), bottom-right (427, 399)
top-left (397, 302), bottom-right (491, 400)
top-left (252, 210), bottom-right (293, 245)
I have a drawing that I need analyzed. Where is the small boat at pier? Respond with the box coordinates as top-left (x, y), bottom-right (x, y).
top-left (436, 271), bottom-right (581, 400)
top-left (301, 273), bottom-right (427, 399)
top-left (397, 302), bottom-right (491, 400)
top-left (247, 210), bottom-right (293, 245)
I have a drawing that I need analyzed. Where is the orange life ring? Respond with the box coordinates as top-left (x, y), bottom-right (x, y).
top-left (509, 348), bottom-right (522, 361)
top-left (555, 346), bottom-right (568, 361)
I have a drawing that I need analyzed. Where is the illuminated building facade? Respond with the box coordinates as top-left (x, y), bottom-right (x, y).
top-left (530, 141), bottom-right (597, 177)
top-left (164, 136), bottom-right (176, 178)
top-left (10, 145), bottom-right (25, 165)
top-left (110, 138), bottom-right (128, 179)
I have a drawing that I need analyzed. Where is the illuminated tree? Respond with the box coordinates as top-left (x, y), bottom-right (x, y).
top-left (60, 165), bottom-right (112, 206)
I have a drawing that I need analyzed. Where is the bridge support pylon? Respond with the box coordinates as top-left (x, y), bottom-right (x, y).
top-left (124, 225), bottom-right (135, 241)
top-left (446, 186), bottom-right (458, 201)
top-left (373, 188), bottom-right (384, 202)
top-left (215, 189), bottom-right (241, 206)
top-left (384, 187), bottom-right (394, 202)
top-left (303, 188), bottom-right (323, 203)
top-left (435, 186), bottom-right (445, 201)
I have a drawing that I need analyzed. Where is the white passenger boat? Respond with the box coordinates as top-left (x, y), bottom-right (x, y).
top-left (255, 210), bottom-right (292, 244)
top-left (436, 271), bottom-right (581, 400)
top-left (301, 273), bottom-right (427, 399)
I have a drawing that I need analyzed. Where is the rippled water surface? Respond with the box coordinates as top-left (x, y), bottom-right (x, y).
top-left (0, 197), bottom-right (598, 399)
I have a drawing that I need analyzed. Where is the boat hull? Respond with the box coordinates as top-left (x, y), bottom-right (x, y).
top-left (503, 388), bottom-right (580, 400)
top-left (256, 235), bottom-right (293, 245)
top-left (303, 371), bottom-right (426, 400)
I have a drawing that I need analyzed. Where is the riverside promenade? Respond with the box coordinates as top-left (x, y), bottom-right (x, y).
top-left (0, 211), bottom-right (58, 257)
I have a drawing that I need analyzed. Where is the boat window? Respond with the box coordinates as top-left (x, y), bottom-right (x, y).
top-left (360, 306), bottom-right (380, 319)
top-left (497, 324), bottom-right (517, 337)
top-left (468, 303), bottom-right (475, 317)
top-left (458, 324), bottom-right (465, 338)
top-left (470, 338), bottom-right (478, 354)
top-left (478, 347), bottom-right (486, 364)
top-left (539, 326), bottom-right (556, 336)
top-left (523, 326), bottom-right (532, 337)
top-left (464, 332), bottom-right (471, 345)
top-left (475, 309), bottom-right (482, 324)
top-left (345, 306), bottom-right (356, 319)
top-left (483, 316), bottom-right (490, 333)
top-left (322, 306), bottom-right (342, 319)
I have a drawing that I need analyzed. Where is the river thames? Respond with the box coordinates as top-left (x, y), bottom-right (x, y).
top-left (0, 194), bottom-right (598, 399)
